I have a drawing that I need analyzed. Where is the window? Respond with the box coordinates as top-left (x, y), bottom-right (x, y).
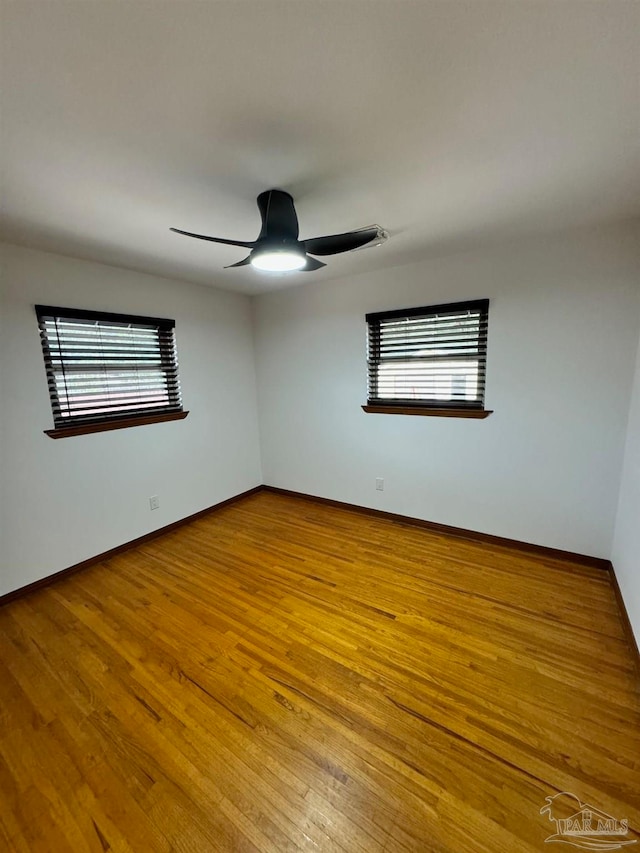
top-left (364, 299), bottom-right (491, 418)
top-left (35, 305), bottom-right (187, 438)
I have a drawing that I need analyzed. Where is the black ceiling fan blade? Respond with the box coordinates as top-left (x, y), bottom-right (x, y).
top-left (256, 190), bottom-right (299, 241)
top-left (302, 255), bottom-right (327, 271)
top-left (224, 256), bottom-right (252, 268)
top-left (170, 227), bottom-right (255, 249)
top-left (303, 227), bottom-right (380, 256)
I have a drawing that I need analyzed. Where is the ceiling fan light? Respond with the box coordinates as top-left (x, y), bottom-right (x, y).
top-left (250, 248), bottom-right (306, 272)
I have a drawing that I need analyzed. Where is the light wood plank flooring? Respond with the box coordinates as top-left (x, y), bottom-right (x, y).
top-left (1, 490), bottom-right (639, 852)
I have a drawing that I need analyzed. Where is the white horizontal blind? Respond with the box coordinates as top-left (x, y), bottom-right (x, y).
top-left (36, 306), bottom-right (182, 427)
top-left (366, 300), bottom-right (489, 408)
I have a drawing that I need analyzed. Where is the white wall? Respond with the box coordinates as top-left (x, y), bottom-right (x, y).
top-left (0, 243), bottom-right (262, 596)
top-left (253, 225), bottom-right (640, 558)
top-left (3, 225), bottom-right (639, 604)
top-left (612, 331), bottom-right (640, 645)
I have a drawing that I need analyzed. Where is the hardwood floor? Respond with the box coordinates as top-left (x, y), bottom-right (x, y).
top-left (1, 490), bottom-right (638, 852)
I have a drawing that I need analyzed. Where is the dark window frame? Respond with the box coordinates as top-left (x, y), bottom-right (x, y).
top-left (364, 299), bottom-right (491, 417)
top-left (35, 305), bottom-right (188, 438)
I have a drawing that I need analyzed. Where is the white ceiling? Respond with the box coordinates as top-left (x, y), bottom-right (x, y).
top-left (1, 1), bottom-right (638, 295)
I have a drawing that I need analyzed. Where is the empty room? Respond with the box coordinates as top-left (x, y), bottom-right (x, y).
top-left (1, 1), bottom-right (639, 851)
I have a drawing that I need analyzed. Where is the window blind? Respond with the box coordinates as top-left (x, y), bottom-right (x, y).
top-left (366, 299), bottom-right (489, 409)
top-left (35, 305), bottom-right (183, 428)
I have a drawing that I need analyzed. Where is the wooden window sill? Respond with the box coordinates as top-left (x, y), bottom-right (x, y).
top-left (362, 405), bottom-right (492, 419)
top-left (45, 410), bottom-right (189, 439)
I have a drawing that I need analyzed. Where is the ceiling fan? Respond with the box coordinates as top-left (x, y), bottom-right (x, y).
top-left (171, 189), bottom-right (387, 272)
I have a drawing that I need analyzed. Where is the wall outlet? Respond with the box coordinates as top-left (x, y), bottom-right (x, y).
top-left (375, 478), bottom-right (384, 491)
top-left (149, 495), bottom-right (160, 510)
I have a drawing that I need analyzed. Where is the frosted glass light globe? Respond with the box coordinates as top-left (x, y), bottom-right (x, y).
top-left (251, 250), bottom-right (306, 272)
